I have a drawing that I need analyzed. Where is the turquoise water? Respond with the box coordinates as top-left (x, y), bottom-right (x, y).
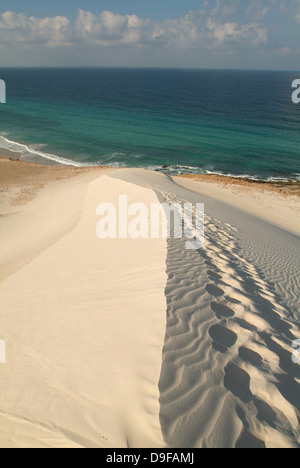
top-left (0, 68), bottom-right (299, 180)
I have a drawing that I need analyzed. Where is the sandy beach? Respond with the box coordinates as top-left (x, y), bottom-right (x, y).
top-left (0, 153), bottom-right (299, 448)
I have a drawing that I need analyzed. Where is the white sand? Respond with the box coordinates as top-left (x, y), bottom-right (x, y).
top-left (174, 176), bottom-right (300, 237)
top-left (112, 169), bottom-right (300, 449)
top-left (1, 165), bottom-right (299, 449)
top-left (0, 172), bottom-right (167, 448)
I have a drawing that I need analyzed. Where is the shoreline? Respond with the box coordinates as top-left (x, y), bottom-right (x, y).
top-left (1, 146), bottom-right (299, 195)
top-left (0, 148), bottom-right (22, 161)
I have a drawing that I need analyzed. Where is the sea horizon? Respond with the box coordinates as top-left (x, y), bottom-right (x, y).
top-left (1, 66), bottom-right (300, 71)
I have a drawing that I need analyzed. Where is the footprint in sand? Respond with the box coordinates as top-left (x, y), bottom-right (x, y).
top-left (234, 318), bottom-right (257, 332)
top-left (207, 270), bottom-right (222, 281)
top-left (209, 324), bottom-right (237, 351)
top-left (225, 295), bottom-right (242, 305)
top-left (204, 259), bottom-right (220, 272)
top-left (224, 363), bottom-right (253, 403)
top-left (238, 346), bottom-right (263, 367)
top-left (254, 399), bottom-right (277, 426)
top-left (205, 284), bottom-right (224, 297)
top-left (210, 301), bottom-right (235, 318)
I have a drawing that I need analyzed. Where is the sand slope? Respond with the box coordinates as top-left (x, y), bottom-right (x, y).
top-left (175, 176), bottom-right (300, 237)
top-left (160, 180), bottom-right (300, 448)
top-left (0, 173), bottom-right (167, 448)
top-left (111, 169), bottom-right (300, 449)
top-left (1, 165), bottom-right (299, 448)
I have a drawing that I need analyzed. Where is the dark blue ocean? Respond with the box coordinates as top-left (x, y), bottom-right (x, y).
top-left (0, 68), bottom-right (299, 180)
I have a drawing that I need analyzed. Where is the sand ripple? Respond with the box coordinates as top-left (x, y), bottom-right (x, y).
top-left (158, 189), bottom-right (300, 448)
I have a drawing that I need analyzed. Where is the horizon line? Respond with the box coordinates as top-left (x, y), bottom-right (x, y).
top-left (0, 66), bottom-right (300, 73)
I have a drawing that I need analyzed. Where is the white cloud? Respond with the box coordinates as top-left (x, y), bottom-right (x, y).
top-left (206, 18), bottom-right (267, 47)
top-left (0, 1), bottom-right (297, 52)
top-left (74, 10), bottom-right (151, 45)
top-left (150, 5), bottom-right (268, 50)
top-left (0, 11), bottom-right (71, 46)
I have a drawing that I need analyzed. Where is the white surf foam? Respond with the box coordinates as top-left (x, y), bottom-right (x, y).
top-left (0, 136), bottom-right (85, 167)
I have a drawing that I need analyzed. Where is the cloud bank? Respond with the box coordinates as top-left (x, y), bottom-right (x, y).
top-left (0, 0), bottom-right (299, 68)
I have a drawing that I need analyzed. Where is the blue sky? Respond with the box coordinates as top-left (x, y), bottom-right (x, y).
top-left (0, 0), bottom-right (299, 69)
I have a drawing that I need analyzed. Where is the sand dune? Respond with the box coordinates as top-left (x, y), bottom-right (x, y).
top-left (0, 171), bottom-right (167, 448)
top-left (0, 163), bottom-right (299, 448)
